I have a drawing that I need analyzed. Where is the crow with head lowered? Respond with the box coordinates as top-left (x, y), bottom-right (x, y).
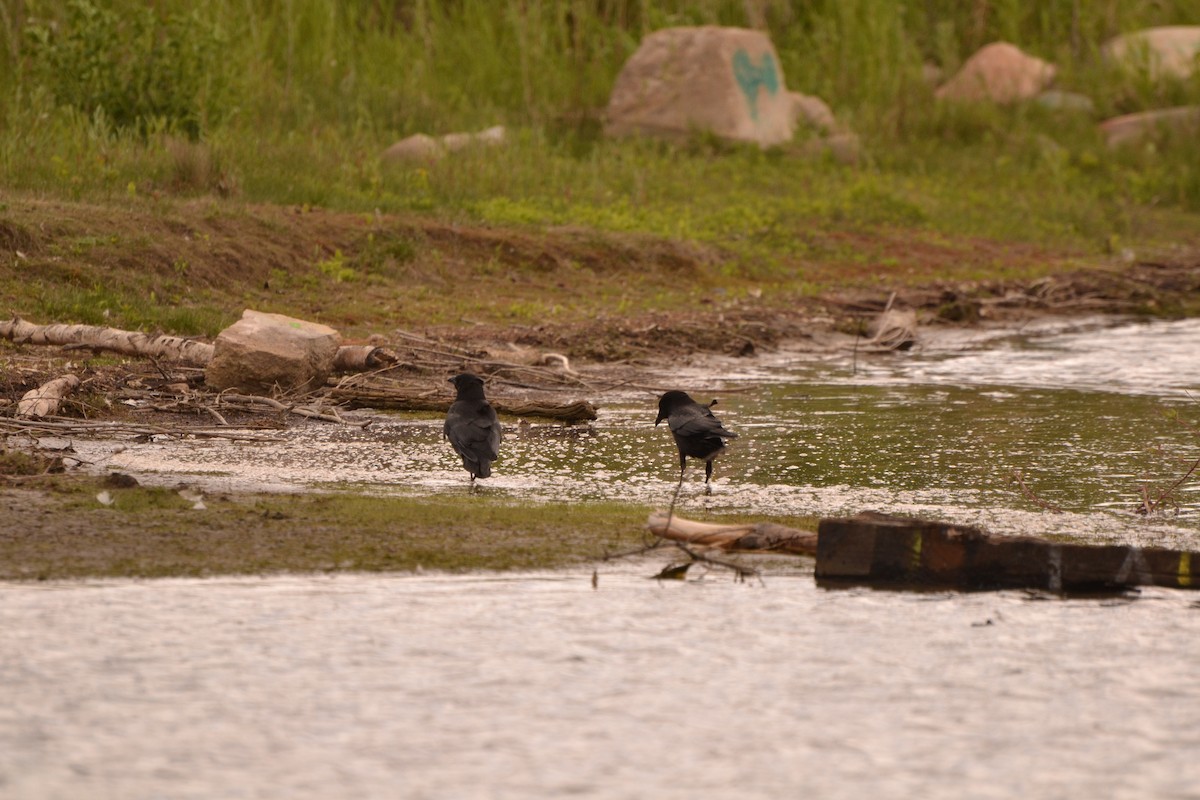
top-left (445, 373), bottom-right (502, 481)
top-left (655, 390), bottom-right (738, 486)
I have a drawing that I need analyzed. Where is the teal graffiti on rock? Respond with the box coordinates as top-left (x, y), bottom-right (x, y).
top-left (732, 49), bottom-right (780, 120)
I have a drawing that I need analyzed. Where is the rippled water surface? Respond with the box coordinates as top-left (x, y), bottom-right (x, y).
top-left (3, 569), bottom-right (1199, 800)
top-left (6, 317), bottom-right (1200, 798)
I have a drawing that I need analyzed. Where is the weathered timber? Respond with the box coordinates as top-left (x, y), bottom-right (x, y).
top-left (332, 345), bottom-right (401, 372)
top-left (646, 512), bottom-right (817, 555)
top-left (2, 317), bottom-right (215, 364)
top-left (2, 315), bottom-right (400, 376)
top-left (329, 385), bottom-right (598, 423)
top-left (17, 374), bottom-right (81, 418)
top-left (817, 512), bottom-right (1200, 593)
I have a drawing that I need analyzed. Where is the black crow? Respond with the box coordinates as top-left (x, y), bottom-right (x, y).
top-left (445, 373), bottom-right (502, 481)
top-left (655, 390), bottom-right (738, 484)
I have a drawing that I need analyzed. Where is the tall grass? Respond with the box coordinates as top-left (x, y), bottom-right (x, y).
top-left (0, 0), bottom-right (1198, 246)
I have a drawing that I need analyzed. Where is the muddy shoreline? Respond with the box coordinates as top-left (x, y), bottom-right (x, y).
top-left (4, 249), bottom-right (1200, 579)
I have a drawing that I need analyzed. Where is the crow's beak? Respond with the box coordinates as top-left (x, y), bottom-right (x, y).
top-left (654, 415), bottom-right (664, 426)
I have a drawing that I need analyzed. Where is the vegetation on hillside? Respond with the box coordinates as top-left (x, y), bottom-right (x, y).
top-left (0, 1), bottom-right (1197, 290)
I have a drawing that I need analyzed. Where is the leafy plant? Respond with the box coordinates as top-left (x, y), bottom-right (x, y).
top-left (24, 0), bottom-right (227, 138)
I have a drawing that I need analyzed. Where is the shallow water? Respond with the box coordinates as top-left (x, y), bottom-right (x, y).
top-left (70, 316), bottom-right (1200, 547)
top-left (2, 568), bottom-right (1198, 799)
top-left (6, 317), bottom-right (1200, 799)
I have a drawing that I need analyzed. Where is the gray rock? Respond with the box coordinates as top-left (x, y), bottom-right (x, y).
top-left (205, 310), bottom-right (342, 394)
top-left (605, 26), bottom-right (795, 147)
top-left (1035, 90), bottom-right (1095, 114)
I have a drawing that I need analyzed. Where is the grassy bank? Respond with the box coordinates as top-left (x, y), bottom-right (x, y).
top-left (0, 477), bottom-right (653, 578)
top-left (0, 476), bottom-right (818, 579)
top-left (1, 1), bottom-right (1198, 251)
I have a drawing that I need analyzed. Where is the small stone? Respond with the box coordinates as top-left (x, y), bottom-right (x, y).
top-left (104, 472), bottom-right (140, 488)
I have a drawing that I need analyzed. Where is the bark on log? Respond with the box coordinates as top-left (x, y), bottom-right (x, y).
top-left (17, 374), bottom-right (81, 418)
top-left (332, 345), bottom-right (401, 372)
top-left (2, 316), bottom-right (400, 376)
top-left (329, 386), bottom-right (598, 423)
top-left (816, 511), bottom-right (1200, 593)
top-left (2, 317), bottom-right (215, 364)
top-left (646, 512), bottom-right (818, 555)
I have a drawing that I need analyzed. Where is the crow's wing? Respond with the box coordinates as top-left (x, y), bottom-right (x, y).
top-left (668, 403), bottom-right (737, 440)
top-left (445, 402), bottom-right (502, 461)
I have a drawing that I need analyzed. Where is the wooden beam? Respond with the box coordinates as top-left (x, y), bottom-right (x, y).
top-left (816, 512), bottom-right (1198, 593)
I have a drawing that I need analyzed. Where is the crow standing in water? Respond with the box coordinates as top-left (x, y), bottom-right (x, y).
top-left (445, 373), bottom-right (502, 481)
top-left (655, 390), bottom-right (738, 486)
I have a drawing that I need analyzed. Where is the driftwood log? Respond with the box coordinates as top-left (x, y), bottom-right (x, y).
top-left (0, 317), bottom-right (399, 372)
top-left (1, 317), bottom-right (216, 364)
top-left (329, 383), bottom-right (598, 423)
top-left (17, 374), bottom-right (81, 418)
top-left (817, 511), bottom-right (1200, 593)
top-left (646, 512), bottom-right (818, 555)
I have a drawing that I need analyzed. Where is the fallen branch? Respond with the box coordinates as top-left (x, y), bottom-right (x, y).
top-left (1010, 469), bottom-right (1065, 514)
top-left (646, 512), bottom-right (818, 556)
top-left (0, 417), bottom-right (285, 442)
top-left (329, 382), bottom-right (598, 422)
top-left (219, 393), bottom-right (369, 427)
top-left (2, 315), bottom-right (401, 375)
top-left (17, 374), bottom-right (81, 418)
top-left (2, 317), bottom-right (215, 364)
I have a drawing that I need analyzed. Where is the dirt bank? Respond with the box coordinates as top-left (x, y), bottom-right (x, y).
top-left (3, 195), bottom-right (1200, 578)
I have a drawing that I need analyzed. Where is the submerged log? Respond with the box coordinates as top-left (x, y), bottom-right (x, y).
top-left (329, 385), bottom-right (598, 423)
top-left (646, 512), bottom-right (818, 555)
top-left (17, 374), bottom-right (81, 418)
top-left (817, 512), bottom-right (1200, 593)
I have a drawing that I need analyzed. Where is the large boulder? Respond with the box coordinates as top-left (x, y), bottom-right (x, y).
top-left (1103, 26), bottom-right (1200, 81)
top-left (205, 310), bottom-right (342, 394)
top-left (935, 42), bottom-right (1056, 103)
top-left (605, 26), bottom-right (795, 147)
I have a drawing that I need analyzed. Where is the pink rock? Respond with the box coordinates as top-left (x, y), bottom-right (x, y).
top-left (1103, 27), bottom-right (1200, 80)
top-left (605, 26), bottom-right (795, 147)
top-left (935, 42), bottom-right (1056, 104)
top-left (206, 310), bottom-right (342, 394)
top-left (1099, 106), bottom-right (1200, 148)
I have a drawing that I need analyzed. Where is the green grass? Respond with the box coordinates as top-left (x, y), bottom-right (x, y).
top-left (0, 1), bottom-right (1198, 313)
top-left (0, 479), bottom-right (657, 578)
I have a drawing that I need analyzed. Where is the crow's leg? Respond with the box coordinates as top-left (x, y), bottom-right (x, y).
top-left (664, 461), bottom-right (687, 544)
